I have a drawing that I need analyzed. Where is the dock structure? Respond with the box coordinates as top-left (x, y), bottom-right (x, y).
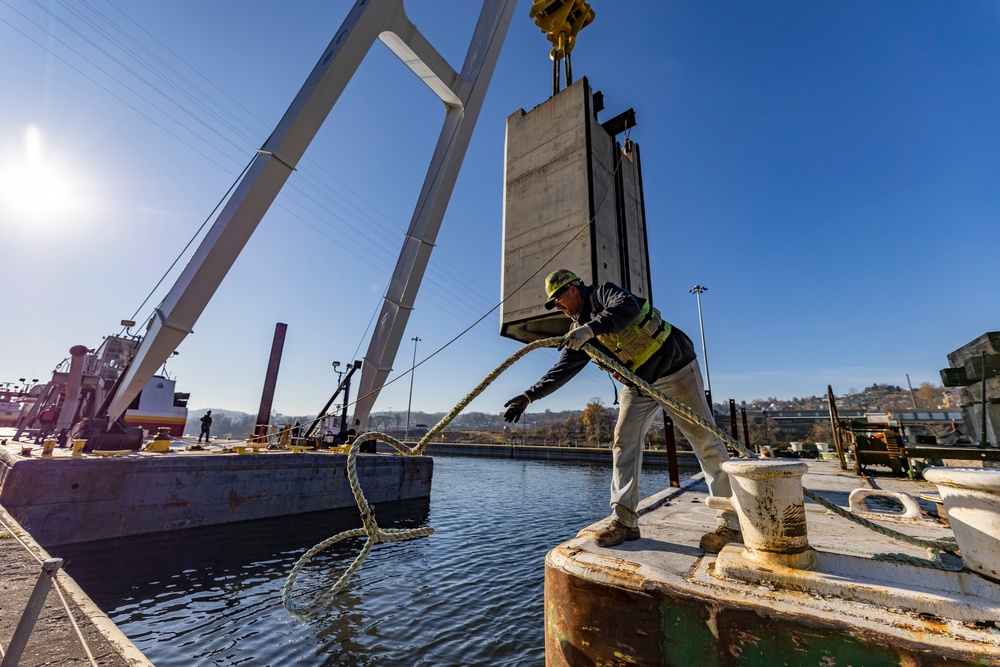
top-left (545, 459), bottom-right (999, 666)
top-left (0, 504), bottom-right (153, 666)
top-left (0, 436), bottom-right (432, 547)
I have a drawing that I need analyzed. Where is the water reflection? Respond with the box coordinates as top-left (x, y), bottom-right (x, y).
top-left (57, 501), bottom-right (430, 667)
top-left (54, 457), bottom-right (684, 666)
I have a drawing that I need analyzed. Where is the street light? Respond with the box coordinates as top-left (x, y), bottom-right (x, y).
top-left (689, 285), bottom-right (712, 404)
top-left (331, 361), bottom-right (344, 424)
top-left (405, 336), bottom-right (421, 441)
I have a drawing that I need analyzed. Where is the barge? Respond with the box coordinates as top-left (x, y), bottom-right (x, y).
top-left (545, 458), bottom-right (1000, 666)
top-left (0, 434), bottom-right (432, 547)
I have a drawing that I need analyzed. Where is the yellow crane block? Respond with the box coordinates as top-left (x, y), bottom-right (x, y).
top-left (530, 0), bottom-right (595, 61)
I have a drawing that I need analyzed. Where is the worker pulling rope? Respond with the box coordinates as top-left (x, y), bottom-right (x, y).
top-left (282, 337), bottom-right (961, 616)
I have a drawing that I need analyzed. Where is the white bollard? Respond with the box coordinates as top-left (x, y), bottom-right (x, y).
top-left (922, 467), bottom-right (1000, 580)
top-left (706, 459), bottom-right (816, 569)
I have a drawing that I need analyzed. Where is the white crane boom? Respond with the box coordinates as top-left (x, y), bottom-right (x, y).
top-left (105, 0), bottom-right (515, 424)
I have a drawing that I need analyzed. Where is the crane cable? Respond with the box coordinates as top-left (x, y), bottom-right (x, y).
top-left (282, 337), bottom-right (959, 617)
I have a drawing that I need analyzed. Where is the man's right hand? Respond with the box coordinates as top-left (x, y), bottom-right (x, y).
top-left (503, 394), bottom-right (530, 423)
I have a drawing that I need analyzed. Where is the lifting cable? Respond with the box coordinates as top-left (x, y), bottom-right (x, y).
top-left (282, 337), bottom-right (960, 616)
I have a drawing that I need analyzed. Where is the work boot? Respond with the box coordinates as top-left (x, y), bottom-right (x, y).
top-left (699, 526), bottom-right (742, 554)
top-left (593, 520), bottom-right (640, 548)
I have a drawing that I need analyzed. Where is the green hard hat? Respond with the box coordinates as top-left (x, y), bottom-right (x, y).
top-left (543, 269), bottom-right (582, 310)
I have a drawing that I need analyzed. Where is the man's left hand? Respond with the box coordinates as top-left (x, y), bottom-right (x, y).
top-left (559, 325), bottom-right (594, 351)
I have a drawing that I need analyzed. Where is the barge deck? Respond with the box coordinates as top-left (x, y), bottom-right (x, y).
top-left (545, 459), bottom-right (1000, 666)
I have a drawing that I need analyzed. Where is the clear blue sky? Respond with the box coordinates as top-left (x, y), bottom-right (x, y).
top-left (1, 0), bottom-right (998, 418)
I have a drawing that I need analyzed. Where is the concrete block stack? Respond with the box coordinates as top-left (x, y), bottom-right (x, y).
top-left (941, 332), bottom-right (1000, 447)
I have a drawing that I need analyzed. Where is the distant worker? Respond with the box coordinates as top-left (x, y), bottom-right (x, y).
top-left (36, 407), bottom-right (57, 443)
top-left (199, 410), bottom-right (213, 443)
top-left (291, 420), bottom-right (302, 444)
top-left (503, 270), bottom-right (740, 551)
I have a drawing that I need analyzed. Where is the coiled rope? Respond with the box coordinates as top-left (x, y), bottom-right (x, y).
top-left (282, 338), bottom-right (559, 616)
top-left (283, 337), bottom-right (963, 615)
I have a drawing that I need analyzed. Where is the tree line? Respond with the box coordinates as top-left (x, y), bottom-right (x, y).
top-left (184, 382), bottom-right (950, 447)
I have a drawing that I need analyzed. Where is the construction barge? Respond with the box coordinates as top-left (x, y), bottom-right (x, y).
top-left (0, 434), bottom-right (431, 547)
top-left (545, 458), bottom-right (1000, 666)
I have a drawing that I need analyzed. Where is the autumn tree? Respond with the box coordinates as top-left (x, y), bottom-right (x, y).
top-left (581, 398), bottom-right (614, 446)
top-left (747, 417), bottom-right (784, 448)
top-left (804, 421), bottom-right (834, 445)
top-left (913, 382), bottom-right (947, 410)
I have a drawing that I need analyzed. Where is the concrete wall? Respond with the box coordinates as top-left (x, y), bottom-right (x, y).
top-left (0, 450), bottom-right (432, 546)
top-left (379, 441), bottom-right (703, 471)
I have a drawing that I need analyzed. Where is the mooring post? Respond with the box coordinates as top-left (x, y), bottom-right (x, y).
top-left (663, 411), bottom-right (679, 488)
top-left (1, 558), bottom-right (64, 667)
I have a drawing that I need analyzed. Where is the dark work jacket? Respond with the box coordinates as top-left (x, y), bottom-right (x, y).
top-left (523, 283), bottom-right (696, 403)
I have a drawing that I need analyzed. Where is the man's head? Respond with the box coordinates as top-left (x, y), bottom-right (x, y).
top-left (207, 410), bottom-right (212, 415)
top-left (543, 269), bottom-right (585, 317)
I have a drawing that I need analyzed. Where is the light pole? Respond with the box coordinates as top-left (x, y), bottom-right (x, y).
top-left (331, 361), bottom-right (344, 428)
top-left (405, 336), bottom-right (421, 441)
top-left (689, 285), bottom-right (712, 404)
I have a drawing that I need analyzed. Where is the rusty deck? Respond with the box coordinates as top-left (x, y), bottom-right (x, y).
top-left (545, 459), bottom-right (1000, 666)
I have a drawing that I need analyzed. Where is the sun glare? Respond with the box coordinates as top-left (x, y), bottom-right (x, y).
top-left (0, 125), bottom-right (94, 231)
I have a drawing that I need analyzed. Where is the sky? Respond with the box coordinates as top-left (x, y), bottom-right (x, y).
top-left (1, 0), bottom-right (998, 420)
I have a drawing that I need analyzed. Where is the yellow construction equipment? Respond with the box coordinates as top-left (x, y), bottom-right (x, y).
top-left (530, 0), bottom-right (595, 59)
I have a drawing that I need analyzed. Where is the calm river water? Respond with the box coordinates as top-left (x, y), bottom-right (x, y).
top-left (57, 456), bottom-right (686, 666)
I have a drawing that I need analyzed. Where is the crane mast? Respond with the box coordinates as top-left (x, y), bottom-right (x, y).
top-left (99, 0), bottom-right (515, 432)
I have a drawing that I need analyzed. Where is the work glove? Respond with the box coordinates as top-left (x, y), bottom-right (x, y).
top-left (558, 324), bottom-right (594, 351)
top-left (504, 394), bottom-right (530, 423)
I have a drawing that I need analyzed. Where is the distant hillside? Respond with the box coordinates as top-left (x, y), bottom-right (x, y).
top-left (184, 382), bottom-right (950, 442)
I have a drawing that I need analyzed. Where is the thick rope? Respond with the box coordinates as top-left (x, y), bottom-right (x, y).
top-left (282, 339), bottom-right (558, 616)
top-left (283, 337), bottom-right (964, 615)
top-left (581, 345), bottom-right (962, 558)
top-left (801, 487), bottom-right (959, 554)
top-left (872, 552), bottom-right (962, 570)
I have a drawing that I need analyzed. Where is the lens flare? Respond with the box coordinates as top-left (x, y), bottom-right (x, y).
top-left (0, 125), bottom-right (93, 231)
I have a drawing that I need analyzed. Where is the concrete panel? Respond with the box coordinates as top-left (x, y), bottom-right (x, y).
top-left (501, 78), bottom-right (650, 343)
top-left (502, 80), bottom-right (594, 339)
top-left (0, 450), bottom-right (432, 546)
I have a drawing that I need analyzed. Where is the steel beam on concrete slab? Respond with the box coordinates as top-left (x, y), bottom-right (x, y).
top-left (0, 558), bottom-right (63, 667)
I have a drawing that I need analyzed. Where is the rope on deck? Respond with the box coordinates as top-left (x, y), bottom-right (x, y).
top-left (872, 552), bottom-right (962, 570)
top-left (283, 338), bottom-right (963, 615)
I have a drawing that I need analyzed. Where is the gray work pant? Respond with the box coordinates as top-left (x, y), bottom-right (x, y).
top-left (610, 359), bottom-right (739, 531)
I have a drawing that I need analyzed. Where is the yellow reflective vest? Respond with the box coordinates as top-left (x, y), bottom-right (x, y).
top-left (590, 294), bottom-right (672, 370)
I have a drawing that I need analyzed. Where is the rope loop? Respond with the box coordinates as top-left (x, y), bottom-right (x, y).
top-left (282, 339), bottom-right (563, 616)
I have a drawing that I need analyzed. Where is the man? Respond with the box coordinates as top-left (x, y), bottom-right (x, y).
top-left (199, 410), bottom-right (213, 443)
top-left (503, 270), bottom-right (741, 551)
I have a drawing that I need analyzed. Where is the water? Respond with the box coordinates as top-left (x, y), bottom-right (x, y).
top-left (55, 456), bottom-right (685, 666)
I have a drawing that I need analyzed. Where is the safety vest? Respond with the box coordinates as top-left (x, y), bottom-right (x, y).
top-left (588, 293), bottom-right (672, 370)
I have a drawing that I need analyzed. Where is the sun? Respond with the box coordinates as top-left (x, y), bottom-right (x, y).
top-left (0, 125), bottom-right (93, 231)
